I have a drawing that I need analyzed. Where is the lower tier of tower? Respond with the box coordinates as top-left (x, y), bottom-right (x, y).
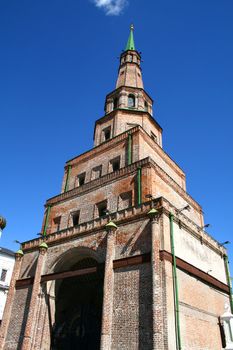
top-left (0, 198), bottom-right (229, 350)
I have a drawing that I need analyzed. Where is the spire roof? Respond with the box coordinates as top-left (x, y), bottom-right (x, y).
top-left (125, 24), bottom-right (135, 51)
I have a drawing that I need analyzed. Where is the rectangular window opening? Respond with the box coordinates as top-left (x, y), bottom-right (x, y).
top-left (96, 200), bottom-right (108, 218)
top-left (151, 131), bottom-right (157, 143)
top-left (0, 269), bottom-right (7, 282)
top-left (77, 172), bottom-right (86, 187)
top-left (72, 211), bottom-right (80, 226)
top-left (103, 126), bottom-right (111, 141)
top-left (110, 156), bottom-right (120, 172)
top-left (53, 216), bottom-right (61, 232)
top-left (118, 191), bottom-right (132, 211)
top-left (91, 165), bottom-right (102, 180)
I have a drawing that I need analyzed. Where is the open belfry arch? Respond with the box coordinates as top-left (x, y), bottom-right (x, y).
top-left (0, 26), bottom-right (232, 350)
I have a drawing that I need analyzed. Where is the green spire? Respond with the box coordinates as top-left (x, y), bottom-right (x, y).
top-left (125, 24), bottom-right (135, 51)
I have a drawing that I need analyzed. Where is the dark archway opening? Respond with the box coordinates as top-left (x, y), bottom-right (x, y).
top-left (51, 258), bottom-right (104, 350)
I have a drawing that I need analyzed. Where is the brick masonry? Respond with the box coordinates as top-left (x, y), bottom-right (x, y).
top-left (0, 30), bottom-right (230, 350)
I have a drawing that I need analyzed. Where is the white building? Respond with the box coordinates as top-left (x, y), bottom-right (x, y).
top-left (0, 247), bottom-right (15, 323)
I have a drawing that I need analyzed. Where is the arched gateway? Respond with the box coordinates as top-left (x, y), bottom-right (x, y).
top-left (51, 257), bottom-right (103, 349)
top-left (45, 248), bottom-right (104, 350)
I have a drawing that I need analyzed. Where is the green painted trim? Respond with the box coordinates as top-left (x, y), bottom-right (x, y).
top-left (39, 242), bottom-right (48, 249)
top-left (43, 205), bottom-right (51, 237)
top-left (127, 133), bottom-right (132, 165)
top-left (224, 255), bottom-right (233, 314)
top-left (105, 221), bottom-right (118, 230)
top-left (170, 213), bottom-right (182, 350)
top-left (64, 165), bottom-right (72, 193)
top-left (137, 167), bottom-right (142, 205)
top-left (125, 24), bottom-right (135, 51)
top-left (15, 249), bottom-right (24, 256)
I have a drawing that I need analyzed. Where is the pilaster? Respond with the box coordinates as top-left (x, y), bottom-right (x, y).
top-left (100, 221), bottom-right (117, 350)
top-left (0, 251), bottom-right (23, 350)
top-left (21, 243), bottom-right (48, 350)
top-left (148, 209), bottom-right (164, 349)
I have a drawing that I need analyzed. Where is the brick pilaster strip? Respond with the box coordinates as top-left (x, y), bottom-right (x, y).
top-left (151, 216), bottom-right (164, 349)
top-left (100, 228), bottom-right (116, 350)
top-left (160, 250), bottom-right (229, 294)
top-left (21, 246), bottom-right (47, 350)
top-left (0, 254), bottom-right (23, 350)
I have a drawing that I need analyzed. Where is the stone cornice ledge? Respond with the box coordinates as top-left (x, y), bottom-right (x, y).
top-left (22, 197), bottom-right (223, 256)
top-left (46, 157), bottom-right (150, 206)
top-left (23, 199), bottom-right (162, 251)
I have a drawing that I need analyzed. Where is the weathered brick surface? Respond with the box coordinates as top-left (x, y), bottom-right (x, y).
top-left (111, 263), bottom-right (153, 350)
top-left (5, 287), bottom-right (32, 349)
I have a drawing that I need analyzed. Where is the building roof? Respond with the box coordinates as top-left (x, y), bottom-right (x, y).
top-left (0, 247), bottom-right (15, 257)
top-left (125, 24), bottom-right (135, 51)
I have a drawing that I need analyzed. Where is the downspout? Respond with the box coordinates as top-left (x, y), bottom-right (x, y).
top-left (64, 165), bottom-right (72, 193)
top-left (127, 133), bottom-right (132, 165)
top-left (224, 255), bottom-right (233, 314)
top-left (42, 205), bottom-right (51, 237)
top-left (137, 167), bottom-right (142, 205)
top-left (169, 213), bottom-right (182, 350)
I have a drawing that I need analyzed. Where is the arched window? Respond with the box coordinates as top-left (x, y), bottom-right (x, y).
top-left (113, 97), bottom-right (118, 110)
top-left (128, 94), bottom-right (135, 108)
top-left (144, 101), bottom-right (148, 111)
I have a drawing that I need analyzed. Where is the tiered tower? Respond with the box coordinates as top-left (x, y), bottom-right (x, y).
top-left (0, 26), bottom-right (231, 350)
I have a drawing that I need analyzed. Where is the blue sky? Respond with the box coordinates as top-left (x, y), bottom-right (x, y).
top-left (0, 0), bottom-right (233, 266)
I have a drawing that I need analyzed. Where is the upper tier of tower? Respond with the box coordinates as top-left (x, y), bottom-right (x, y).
top-left (94, 25), bottom-right (159, 147)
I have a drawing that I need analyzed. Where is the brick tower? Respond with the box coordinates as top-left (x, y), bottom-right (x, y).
top-left (0, 26), bottom-right (232, 350)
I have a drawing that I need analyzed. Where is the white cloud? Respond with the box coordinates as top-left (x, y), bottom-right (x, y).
top-left (93, 0), bottom-right (128, 16)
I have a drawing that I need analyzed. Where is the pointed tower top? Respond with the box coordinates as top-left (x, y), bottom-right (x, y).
top-left (125, 24), bottom-right (135, 51)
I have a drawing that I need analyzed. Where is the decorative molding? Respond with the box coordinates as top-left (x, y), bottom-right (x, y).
top-left (15, 253), bottom-right (150, 288)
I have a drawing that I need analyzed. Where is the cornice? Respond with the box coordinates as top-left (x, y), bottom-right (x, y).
top-left (95, 108), bottom-right (163, 133)
top-left (105, 85), bottom-right (154, 103)
top-left (47, 157), bottom-right (150, 206)
top-left (22, 197), bottom-right (224, 258)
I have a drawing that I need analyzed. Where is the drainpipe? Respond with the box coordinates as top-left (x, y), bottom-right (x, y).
top-left (64, 165), bottom-right (71, 193)
top-left (224, 255), bottom-right (233, 314)
top-left (169, 213), bottom-right (182, 350)
top-left (43, 205), bottom-right (51, 237)
top-left (127, 133), bottom-right (132, 165)
top-left (137, 167), bottom-right (142, 205)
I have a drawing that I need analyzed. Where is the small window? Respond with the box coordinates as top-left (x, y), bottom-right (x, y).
top-left (103, 126), bottom-right (111, 141)
top-left (72, 211), bottom-right (80, 226)
top-left (53, 216), bottom-right (61, 232)
top-left (91, 165), bottom-right (102, 180)
top-left (144, 101), bottom-right (148, 111)
top-left (128, 94), bottom-right (135, 108)
top-left (118, 191), bottom-right (132, 210)
top-left (151, 132), bottom-right (157, 143)
top-left (109, 156), bottom-right (120, 172)
top-left (77, 172), bottom-right (86, 187)
top-left (113, 98), bottom-right (118, 110)
top-left (0, 269), bottom-right (7, 282)
top-left (96, 200), bottom-right (107, 218)
top-left (128, 55), bottom-right (133, 62)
